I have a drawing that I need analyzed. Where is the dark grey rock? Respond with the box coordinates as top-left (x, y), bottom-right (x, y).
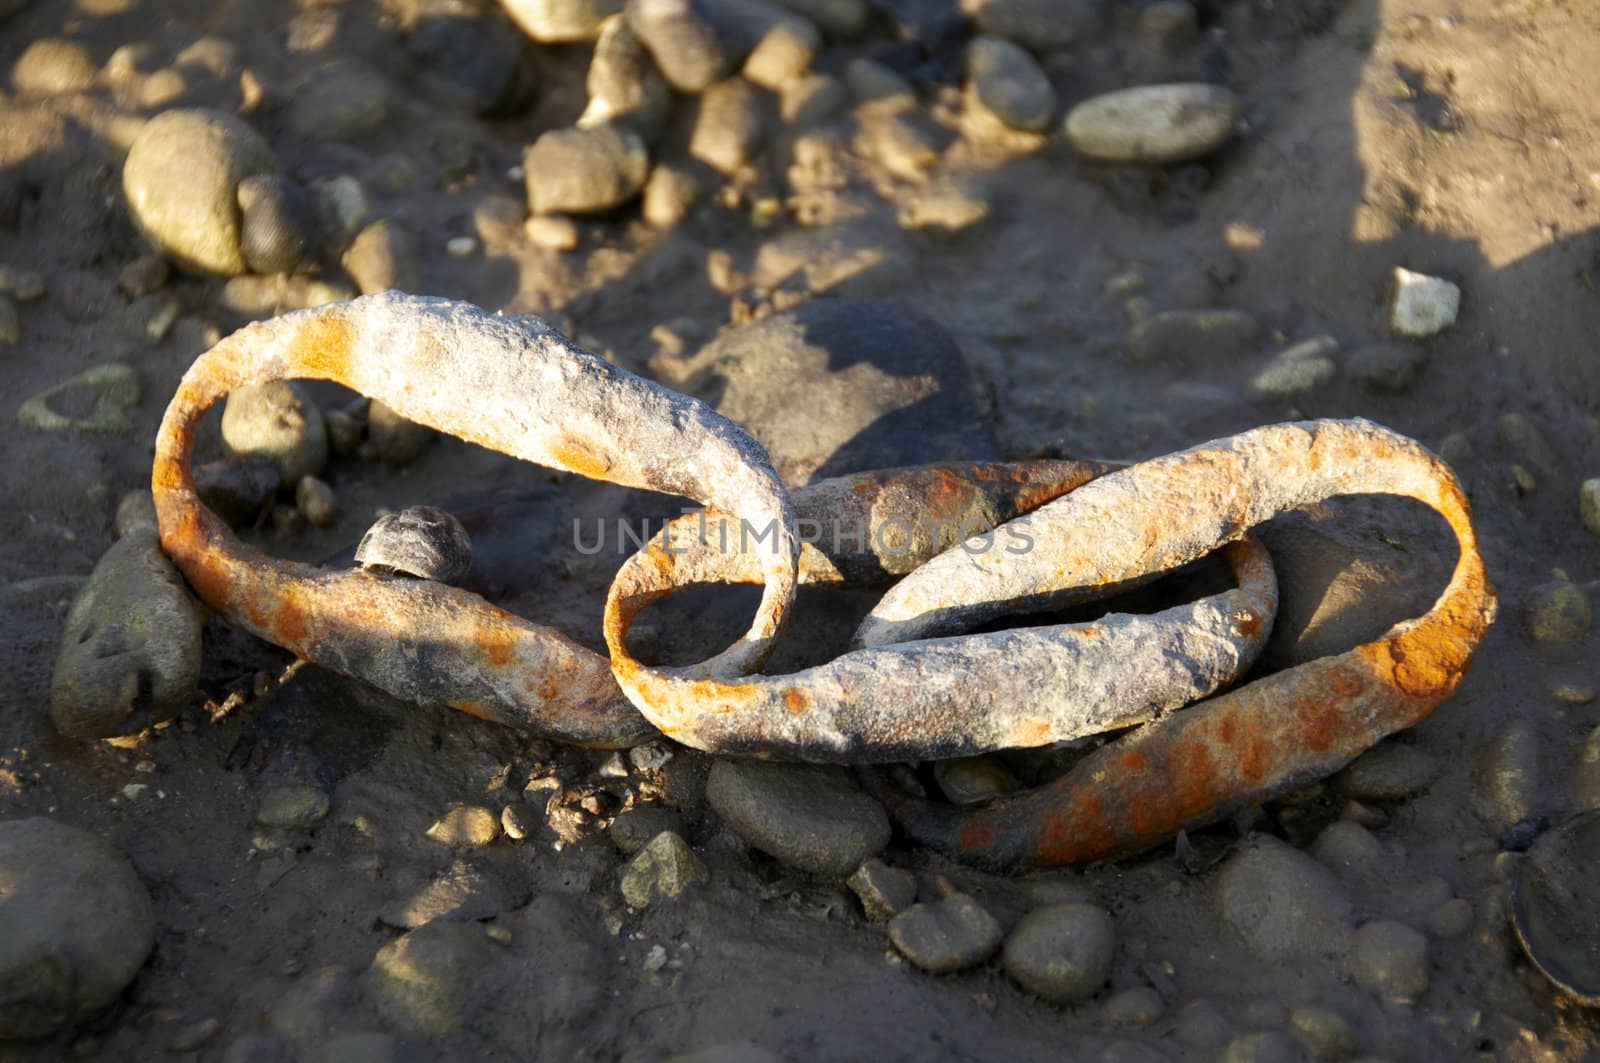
top-left (965, 0), bottom-right (1098, 50)
top-left (50, 534), bottom-right (205, 738)
top-left (625, 0), bottom-right (729, 93)
top-left (195, 455), bottom-right (282, 528)
top-left (410, 1), bottom-right (539, 116)
top-left (237, 175), bottom-right (313, 276)
top-left (889, 894), bottom-right (1004, 974)
top-left (366, 398), bottom-right (432, 466)
top-left (523, 125), bottom-right (650, 215)
top-left (287, 61), bottom-right (391, 141)
top-left (966, 36), bottom-right (1057, 133)
top-left (221, 380), bottom-right (329, 484)
top-left (1472, 721), bottom-right (1542, 832)
top-left (0, 818), bottom-right (156, 1038)
top-left (609, 806), bottom-right (686, 854)
top-left (676, 299), bottom-right (999, 485)
top-left (1001, 903), bottom-right (1116, 1003)
top-left (708, 760), bottom-right (889, 876)
top-left (1214, 836), bottom-right (1353, 958)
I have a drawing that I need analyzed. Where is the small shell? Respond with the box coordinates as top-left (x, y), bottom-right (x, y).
top-left (354, 506), bottom-right (472, 584)
top-left (1511, 809), bottom-right (1600, 1004)
top-left (237, 174), bottom-right (312, 276)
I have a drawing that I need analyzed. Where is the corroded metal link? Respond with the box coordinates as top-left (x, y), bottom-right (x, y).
top-left (859, 418), bottom-right (1497, 868)
top-left (151, 292), bottom-right (797, 746)
top-left (605, 480), bottom-right (1280, 762)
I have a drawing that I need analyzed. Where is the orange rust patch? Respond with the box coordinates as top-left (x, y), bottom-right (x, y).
top-left (273, 590), bottom-right (309, 645)
top-left (1119, 750), bottom-right (1148, 773)
top-left (958, 819), bottom-right (997, 851)
top-left (550, 437), bottom-right (615, 481)
top-left (1009, 718), bottom-right (1052, 747)
top-left (450, 700), bottom-right (496, 722)
top-left (1235, 610), bottom-right (1262, 637)
top-left (782, 688), bottom-right (810, 715)
top-left (287, 311), bottom-right (357, 380)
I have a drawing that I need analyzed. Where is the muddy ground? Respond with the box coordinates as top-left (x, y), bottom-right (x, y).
top-left (3, 0), bottom-right (1600, 1059)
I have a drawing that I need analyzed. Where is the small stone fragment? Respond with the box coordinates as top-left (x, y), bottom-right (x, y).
top-left (523, 126), bottom-right (650, 215)
top-left (625, 0), bottom-right (729, 93)
top-left (117, 255), bottom-right (170, 298)
top-left (1001, 903), bottom-right (1116, 1002)
top-left (743, 16), bottom-right (819, 90)
top-left (1214, 836), bottom-right (1352, 958)
top-left (425, 805), bottom-right (501, 847)
top-left (18, 363), bottom-right (140, 433)
top-left (287, 61), bottom-right (390, 141)
top-left (846, 858), bottom-right (917, 921)
top-left (366, 399), bottom-right (432, 466)
top-left (500, 803), bottom-right (531, 841)
top-left (1064, 83), bottom-right (1239, 164)
top-left (966, 35), bottom-right (1057, 133)
top-left (889, 894), bottom-right (1004, 974)
top-left (1387, 267), bottom-right (1460, 337)
top-left (342, 220), bottom-right (419, 296)
top-left (525, 215), bottom-right (581, 251)
top-left (1522, 576), bottom-right (1592, 643)
top-left (295, 475), bottom-right (337, 528)
top-left (1125, 308), bottom-right (1260, 365)
top-left (620, 831), bottom-right (708, 907)
top-left (581, 14), bottom-right (671, 131)
top-left (1350, 920), bottom-right (1429, 1003)
top-left (690, 78), bottom-right (766, 175)
top-left (356, 506), bottom-right (473, 583)
top-left (1471, 721), bottom-right (1541, 833)
top-left (194, 456), bottom-right (280, 528)
top-left (0, 818), bottom-right (156, 1039)
top-left (237, 175), bottom-right (313, 276)
top-left (1250, 335), bottom-right (1339, 399)
top-left (1103, 986), bottom-right (1164, 1026)
top-left (446, 236), bottom-right (478, 258)
top-left (11, 38), bottom-right (96, 96)
top-left (706, 759), bottom-right (890, 876)
top-left (256, 784), bottom-right (331, 829)
top-left (642, 164), bottom-right (700, 228)
top-left (1348, 343), bottom-right (1428, 395)
top-left (122, 109), bottom-right (277, 276)
top-left (609, 807), bottom-right (686, 854)
top-left (221, 380), bottom-right (328, 484)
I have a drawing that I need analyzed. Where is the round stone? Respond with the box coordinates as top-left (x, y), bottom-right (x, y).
top-left (237, 175), bottom-right (313, 276)
top-left (220, 380), bottom-right (329, 484)
top-left (889, 894), bottom-right (1004, 974)
top-left (122, 109), bottom-right (278, 276)
top-left (1002, 903), bottom-right (1117, 1003)
top-left (256, 785), bottom-right (331, 829)
top-left (966, 35), bottom-right (1057, 133)
top-left (1213, 836), bottom-right (1352, 958)
top-left (11, 37), bottom-right (96, 96)
top-left (523, 125), bottom-right (650, 215)
top-left (1064, 83), bottom-right (1240, 165)
top-left (706, 759), bottom-right (889, 877)
top-left (1350, 920), bottom-right (1429, 1003)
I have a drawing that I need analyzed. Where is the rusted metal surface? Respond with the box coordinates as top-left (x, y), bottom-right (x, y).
top-left (152, 292), bottom-right (797, 746)
top-left (857, 418), bottom-right (1496, 868)
top-left (605, 485), bottom-right (1280, 761)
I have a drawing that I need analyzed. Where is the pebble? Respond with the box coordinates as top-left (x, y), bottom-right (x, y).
top-left (1572, 725), bottom-right (1600, 813)
top-left (122, 109), bottom-right (277, 276)
top-left (681, 297), bottom-right (998, 484)
top-left (1350, 920), bottom-right (1429, 1003)
top-left (446, 236), bottom-right (478, 258)
top-left (144, 295), bottom-right (182, 340)
top-left (1389, 264), bottom-right (1466, 335)
top-left (1218, 1031), bottom-right (1304, 1063)
top-left (256, 784), bottom-right (331, 829)
top-left (50, 532), bottom-right (204, 738)
top-left (1427, 897), bottom-right (1473, 939)
top-left (0, 818), bottom-right (156, 1039)
top-left (1103, 986), bottom-right (1165, 1026)
top-left (11, 38), bottom-right (96, 96)
top-left (0, 296), bottom-right (17, 345)
top-left (221, 380), bottom-right (329, 484)
top-left (356, 506), bottom-right (472, 583)
top-left (706, 759), bottom-right (890, 877)
top-left (287, 61), bottom-right (390, 141)
top-left (581, 15), bottom-right (671, 132)
top-left (114, 490), bottom-right (158, 538)
top-left (609, 806), bottom-right (686, 854)
top-left (499, 0), bottom-right (622, 41)
top-left (194, 456), bottom-right (281, 527)
top-left (1250, 335), bottom-right (1339, 399)
top-left (889, 894), bottom-right (1004, 974)
top-left (1125, 308), bottom-right (1260, 365)
top-left (625, 0), bottom-right (729, 93)
top-left (237, 175), bottom-right (313, 276)
top-left (1580, 479), bottom-right (1600, 538)
top-left (744, 16), bottom-right (819, 90)
top-left (118, 254), bottom-right (170, 298)
top-left (1334, 741), bottom-right (1441, 801)
top-left (1001, 903), bottom-right (1116, 1002)
top-left (500, 803), bottom-right (531, 841)
top-left (523, 125), bottom-right (650, 215)
top-left (642, 164), bottom-right (700, 228)
top-left (342, 220), bottom-right (419, 296)
top-left (369, 922), bottom-right (492, 1037)
top-left (1309, 820), bottom-right (1386, 882)
top-left (425, 805), bottom-right (501, 847)
top-left (1287, 1004), bottom-right (1353, 1057)
top-left (295, 475), bottom-right (337, 527)
top-left (620, 831), bottom-right (708, 907)
top-left (367, 399), bottom-right (432, 465)
top-left (1348, 343), bottom-right (1428, 395)
top-left (1471, 721), bottom-right (1541, 832)
top-left (846, 858), bottom-right (918, 921)
top-left (17, 363), bottom-right (140, 432)
top-left (690, 78), bottom-right (766, 175)
top-left (1497, 412), bottom-right (1560, 476)
top-left (1214, 836), bottom-right (1353, 958)
top-left (933, 756), bottom-right (1018, 805)
top-left (309, 175), bottom-right (373, 252)
top-left (1065, 83), bottom-right (1240, 165)
top-left (964, 0), bottom-right (1096, 50)
top-left (409, 2), bottom-right (537, 116)
top-left (1522, 575), bottom-right (1592, 642)
top-left (525, 214), bottom-right (581, 251)
top-left (966, 36), bottom-right (1057, 133)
